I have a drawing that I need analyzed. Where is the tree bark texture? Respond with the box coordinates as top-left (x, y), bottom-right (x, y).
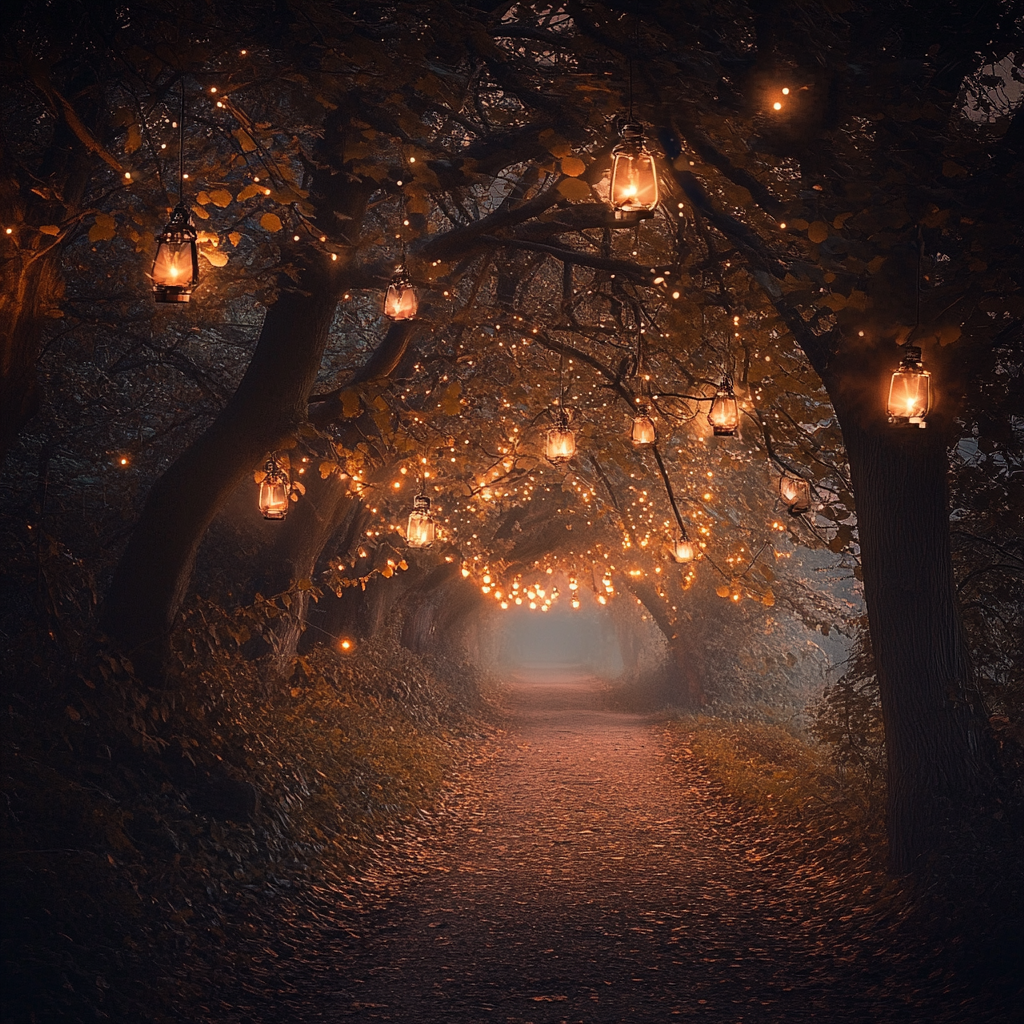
top-left (836, 411), bottom-right (992, 874)
top-left (102, 258), bottom-right (343, 670)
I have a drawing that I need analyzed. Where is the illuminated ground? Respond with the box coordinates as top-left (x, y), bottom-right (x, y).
top-left (219, 671), bottom-right (1008, 1024)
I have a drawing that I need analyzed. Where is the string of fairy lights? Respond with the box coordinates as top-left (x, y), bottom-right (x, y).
top-left (7, 62), bottom-right (934, 616)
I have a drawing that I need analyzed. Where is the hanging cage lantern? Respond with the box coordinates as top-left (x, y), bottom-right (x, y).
top-left (152, 202), bottom-right (199, 302)
top-left (610, 121), bottom-right (659, 217)
top-left (630, 403), bottom-right (657, 447)
top-left (258, 456), bottom-right (290, 520)
top-left (406, 494), bottom-right (436, 548)
top-left (708, 377), bottom-right (739, 436)
top-left (670, 535), bottom-right (696, 563)
top-left (887, 345), bottom-right (931, 427)
top-left (779, 475), bottom-right (812, 515)
top-left (545, 407), bottom-right (577, 464)
top-left (383, 265), bottom-right (418, 320)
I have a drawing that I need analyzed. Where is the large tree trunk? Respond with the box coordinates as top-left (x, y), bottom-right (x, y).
top-left (838, 412), bottom-right (992, 874)
top-left (102, 258), bottom-right (344, 674)
top-left (0, 252), bottom-right (58, 461)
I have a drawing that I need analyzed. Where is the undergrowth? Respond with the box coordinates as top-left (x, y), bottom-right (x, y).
top-left (2, 531), bottom-right (498, 1023)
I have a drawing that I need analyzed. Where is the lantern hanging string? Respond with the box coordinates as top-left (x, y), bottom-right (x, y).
top-left (651, 445), bottom-right (688, 539)
top-left (178, 80), bottom-right (186, 200)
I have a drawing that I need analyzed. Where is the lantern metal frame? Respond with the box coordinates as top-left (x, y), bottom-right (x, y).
top-left (383, 264), bottom-right (418, 321)
top-left (630, 402), bottom-right (656, 447)
top-left (152, 201), bottom-right (199, 303)
top-left (546, 406), bottom-right (577, 465)
top-left (405, 493), bottom-right (436, 548)
top-left (708, 376), bottom-right (740, 436)
top-left (610, 120), bottom-right (659, 218)
top-left (886, 344), bottom-right (931, 428)
top-left (258, 456), bottom-right (290, 520)
top-left (670, 534), bottom-right (697, 563)
top-left (779, 474), bottom-right (812, 516)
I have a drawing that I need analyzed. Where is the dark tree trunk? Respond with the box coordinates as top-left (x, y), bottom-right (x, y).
top-left (628, 581), bottom-right (705, 707)
top-left (0, 253), bottom-right (57, 461)
top-left (837, 411), bottom-right (992, 874)
top-left (102, 258), bottom-right (343, 673)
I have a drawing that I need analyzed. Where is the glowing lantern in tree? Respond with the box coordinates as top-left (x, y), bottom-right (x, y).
top-left (671, 536), bottom-right (696, 563)
top-left (708, 377), bottom-right (739, 436)
top-left (779, 475), bottom-right (812, 515)
top-left (887, 345), bottom-right (931, 427)
top-left (383, 266), bottom-right (418, 320)
top-left (258, 456), bottom-right (290, 520)
top-left (546, 408), bottom-right (577, 464)
top-left (630, 404), bottom-right (657, 447)
top-left (610, 121), bottom-right (658, 217)
top-left (405, 494), bottom-right (436, 548)
top-left (152, 203), bottom-right (199, 302)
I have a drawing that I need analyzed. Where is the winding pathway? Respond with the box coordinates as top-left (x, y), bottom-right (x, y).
top-left (261, 671), bottom-right (1009, 1023)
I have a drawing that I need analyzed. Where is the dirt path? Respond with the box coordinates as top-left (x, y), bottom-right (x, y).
top-left (256, 672), bottom-right (1009, 1023)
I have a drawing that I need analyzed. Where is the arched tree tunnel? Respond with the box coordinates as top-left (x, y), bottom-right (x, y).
top-left (3, 1), bottom-right (1022, 1020)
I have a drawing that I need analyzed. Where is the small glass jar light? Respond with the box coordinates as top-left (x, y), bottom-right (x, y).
top-left (779, 475), bottom-right (812, 515)
top-left (546, 408), bottom-right (577, 464)
top-left (406, 494), bottom-right (436, 548)
top-left (887, 345), bottom-right (931, 427)
top-left (152, 203), bottom-right (199, 302)
top-left (708, 377), bottom-right (739, 436)
top-left (383, 265), bottom-right (418, 320)
top-left (630, 404), bottom-right (657, 447)
top-left (670, 536), bottom-right (696, 563)
top-left (610, 121), bottom-right (659, 217)
top-left (258, 456), bottom-right (290, 520)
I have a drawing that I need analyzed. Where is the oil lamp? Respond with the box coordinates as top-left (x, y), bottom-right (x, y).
top-left (405, 494), bottom-right (436, 548)
top-left (610, 121), bottom-right (658, 217)
top-left (152, 203), bottom-right (199, 302)
top-left (383, 265), bottom-right (418, 320)
top-left (887, 345), bottom-right (931, 427)
top-left (708, 377), bottom-right (739, 436)
top-left (779, 475), bottom-right (812, 515)
top-left (630, 403), bottom-right (656, 447)
top-left (258, 456), bottom-right (290, 520)
top-left (545, 407), bottom-right (577, 464)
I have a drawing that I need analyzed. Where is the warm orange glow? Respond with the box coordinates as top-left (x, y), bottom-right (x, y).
top-left (152, 204), bottom-right (198, 302)
top-left (546, 425), bottom-right (577, 464)
top-left (887, 347), bottom-right (931, 427)
top-left (610, 123), bottom-right (658, 215)
top-left (339, 638), bottom-right (354, 653)
top-left (406, 495), bottom-right (435, 548)
top-left (630, 412), bottom-right (657, 447)
top-left (779, 475), bottom-right (812, 514)
top-left (708, 380), bottom-right (739, 436)
top-left (671, 538), bottom-right (696, 563)
top-left (773, 101), bottom-right (783, 110)
top-left (384, 270), bottom-right (418, 320)
top-left (259, 477), bottom-right (289, 519)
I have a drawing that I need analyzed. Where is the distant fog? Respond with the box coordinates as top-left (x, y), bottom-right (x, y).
top-left (492, 605), bottom-right (623, 677)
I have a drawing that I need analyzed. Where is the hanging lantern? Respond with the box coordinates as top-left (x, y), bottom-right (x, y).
top-left (779, 475), bottom-right (812, 515)
top-left (670, 536), bottom-right (696, 563)
top-left (887, 345), bottom-right (931, 427)
top-left (708, 377), bottom-right (739, 436)
top-left (152, 203), bottom-right (199, 302)
top-left (383, 266), bottom-right (418, 320)
top-left (610, 121), bottom-right (659, 217)
top-left (545, 408), bottom-right (577, 464)
top-left (406, 494), bottom-right (436, 548)
top-left (258, 456), bottom-right (290, 520)
top-left (630, 405), bottom-right (657, 447)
